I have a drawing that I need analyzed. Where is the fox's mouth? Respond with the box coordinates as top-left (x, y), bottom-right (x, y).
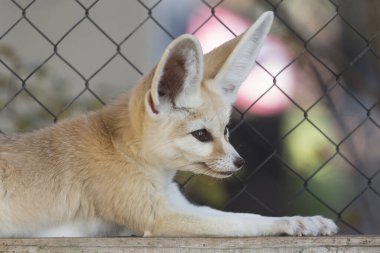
top-left (198, 162), bottom-right (234, 178)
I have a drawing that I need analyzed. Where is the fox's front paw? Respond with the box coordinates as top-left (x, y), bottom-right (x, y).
top-left (281, 216), bottom-right (338, 236)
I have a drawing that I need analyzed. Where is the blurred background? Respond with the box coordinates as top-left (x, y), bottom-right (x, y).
top-left (1, 0), bottom-right (380, 234)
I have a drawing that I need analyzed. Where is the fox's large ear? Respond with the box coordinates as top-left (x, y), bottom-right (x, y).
top-left (204, 11), bottom-right (274, 103)
top-left (146, 34), bottom-right (203, 117)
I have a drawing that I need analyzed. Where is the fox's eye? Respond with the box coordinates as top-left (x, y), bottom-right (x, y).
top-left (191, 129), bottom-right (213, 142)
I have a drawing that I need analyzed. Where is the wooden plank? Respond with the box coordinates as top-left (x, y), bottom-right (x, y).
top-left (0, 236), bottom-right (379, 253)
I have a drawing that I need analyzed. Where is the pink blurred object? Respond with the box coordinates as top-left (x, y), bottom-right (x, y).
top-left (188, 6), bottom-right (296, 116)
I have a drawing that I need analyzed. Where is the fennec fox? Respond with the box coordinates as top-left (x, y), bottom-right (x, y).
top-left (0, 12), bottom-right (337, 237)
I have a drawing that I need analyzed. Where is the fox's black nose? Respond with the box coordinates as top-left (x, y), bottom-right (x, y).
top-left (233, 157), bottom-right (245, 169)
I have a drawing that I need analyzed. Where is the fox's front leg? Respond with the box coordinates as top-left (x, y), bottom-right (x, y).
top-left (147, 183), bottom-right (338, 237)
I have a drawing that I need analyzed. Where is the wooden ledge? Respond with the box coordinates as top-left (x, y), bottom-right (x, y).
top-left (1, 236), bottom-right (379, 252)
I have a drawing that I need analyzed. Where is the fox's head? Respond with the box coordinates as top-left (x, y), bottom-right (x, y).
top-left (125, 12), bottom-right (273, 178)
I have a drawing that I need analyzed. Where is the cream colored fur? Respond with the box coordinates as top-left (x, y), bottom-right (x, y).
top-left (0, 12), bottom-right (338, 237)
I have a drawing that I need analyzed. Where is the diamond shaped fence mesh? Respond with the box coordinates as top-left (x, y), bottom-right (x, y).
top-left (1, 0), bottom-right (380, 235)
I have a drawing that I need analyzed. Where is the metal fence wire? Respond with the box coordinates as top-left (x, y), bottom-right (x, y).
top-left (1, 0), bottom-right (380, 235)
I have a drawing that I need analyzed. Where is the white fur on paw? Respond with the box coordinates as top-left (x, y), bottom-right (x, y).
top-left (281, 216), bottom-right (338, 236)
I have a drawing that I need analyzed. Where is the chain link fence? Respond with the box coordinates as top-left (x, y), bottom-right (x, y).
top-left (1, 0), bottom-right (380, 235)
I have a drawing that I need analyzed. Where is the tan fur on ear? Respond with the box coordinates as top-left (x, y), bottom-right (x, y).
top-left (203, 36), bottom-right (241, 80)
top-left (148, 34), bottom-right (204, 117)
top-left (203, 11), bottom-right (274, 103)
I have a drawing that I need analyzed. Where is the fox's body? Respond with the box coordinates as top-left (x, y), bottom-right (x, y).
top-left (0, 12), bottom-right (338, 237)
